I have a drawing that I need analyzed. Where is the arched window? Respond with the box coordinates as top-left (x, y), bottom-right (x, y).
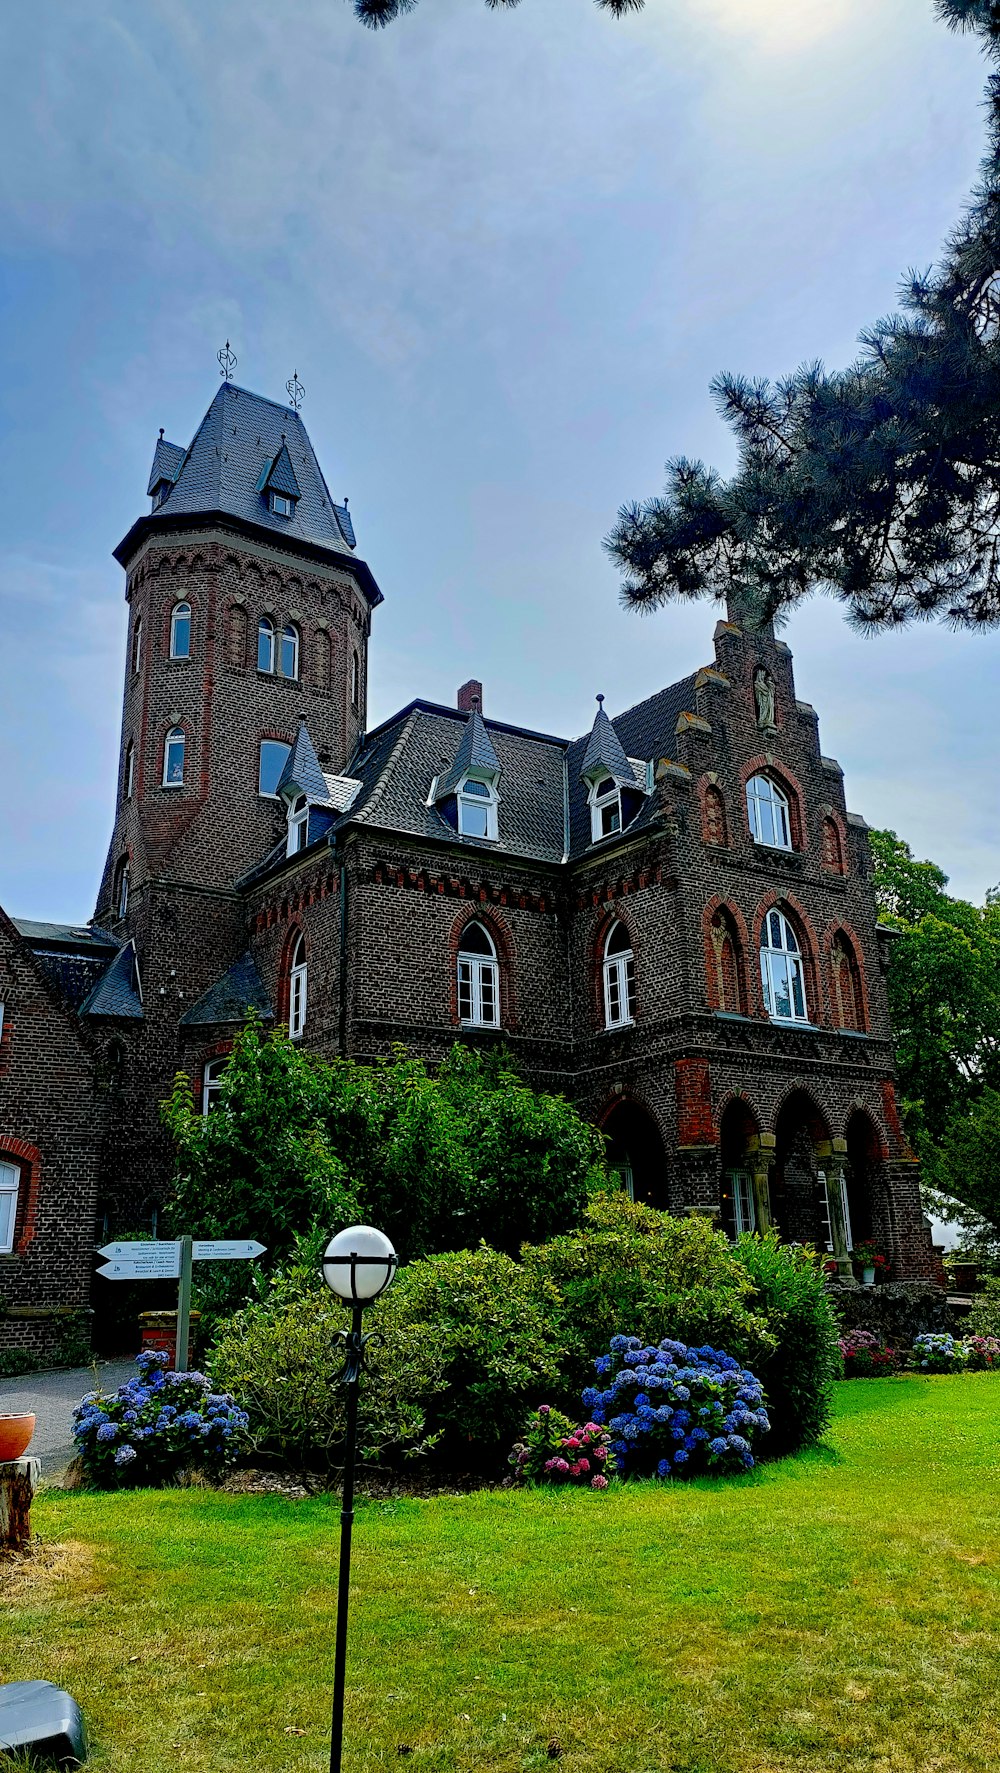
top-left (288, 933), bottom-right (307, 1038)
top-left (760, 908), bottom-right (809, 1023)
top-left (105, 1038), bottom-right (126, 1094)
top-left (131, 613), bottom-right (143, 675)
top-left (709, 909), bottom-right (744, 1014)
top-left (458, 775), bottom-right (498, 840)
top-left (258, 616), bottom-right (275, 674)
top-left (114, 858), bottom-right (130, 920)
top-left (313, 630), bottom-right (332, 691)
top-left (226, 604), bottom-right (248, 669)
top-left (747, 774), bottom-right (791, 850)
top-left (821, 816), bottom-right (845, 874)
top-left (202, 1057), bottom-right (228, 1116)
top-left (829, 933), bottom-right (864, 1032)
top-left (603, 920), bottom-right (636, 1029)
top-left (287, 794), bottom-right (309, 856)
top-left (169, 601), bottom-right (191, 660)
top-left (163, 726), bottom-right (185, 787)
top-left (457, 921), bottom-right (499, 1027)
top-left (703, 784), bottom-right (728, 847)
top-left (589, 776), bottom-right (622, 842)
top-left (280, 623), bottom-right (300, 680)
top-left (0, 1158), bottom-right (20, 1254)
top-left (259, 738), bottom-right (291, 798)
top-left (123, 741), bottom-right (135, 801)
top-left (351, 649), bottom-right (360, 709)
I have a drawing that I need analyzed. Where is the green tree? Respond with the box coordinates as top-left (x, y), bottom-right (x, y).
top-left (609, 2), bottom-right (1000, 633)
top-left (162, 1024), bottom-right (605, 1264)
top-left (350, 0), bottom-right (641, 26)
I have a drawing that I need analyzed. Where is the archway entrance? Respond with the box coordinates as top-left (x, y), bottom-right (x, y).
top-left (772, 1091), bottom-right (833, 1250)
top-left (719, 1099), bottom-right (759, 1238)
top-left (601, 1100), bottom-right (667, 1210)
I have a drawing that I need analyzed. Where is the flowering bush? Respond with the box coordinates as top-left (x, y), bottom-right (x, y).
top-left (507, 1405), bottom-right (614, 1489)
top-left (851, 1243), bottom-right (890, 1280)
top-left (582, 1335), bottom-right (769, 1479)
top-left (911, 1332), bottom-right (968, 1374)
top-left (961, 1335), bottom-right (1000, 1372)
top-left (837, 1329), bottom-right (900, 1378)
top-left (73, 1352), bottom-right (249, 1487)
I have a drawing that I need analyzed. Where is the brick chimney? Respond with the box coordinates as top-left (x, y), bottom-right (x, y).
top-left (457, 679), bottom-right (483, 714)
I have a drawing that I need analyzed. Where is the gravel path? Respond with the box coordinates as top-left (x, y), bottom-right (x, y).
top-left (0, 1359), bottom-right (137, 1481)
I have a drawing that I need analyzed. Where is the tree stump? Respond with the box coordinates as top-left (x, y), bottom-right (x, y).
top-left (0, 1459), bottom-right (40, 1552)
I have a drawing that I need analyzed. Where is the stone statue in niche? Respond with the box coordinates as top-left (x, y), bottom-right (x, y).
top-left (754, 667), bottom-right (776, 731)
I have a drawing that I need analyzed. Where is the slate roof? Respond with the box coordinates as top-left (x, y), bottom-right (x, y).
top-left (13, 920), bottom-right (121, 1013)
top-left (119, 384), bottom-right (379, 602)
top-left (13, 919), bottom-right (117, 950)
top-left (80, 943), bottom-right (144, 1019)
top-left (565, 674), bottom-right (697, 856)
top-left (436, 708), bottom-right (502, 800)
top-left (180, 953), bottom-right (273, 1027)
top-left (277, 723), bottom-right (331, 803)
top-left (579, 701), bottom-right (635, 784)
top-left (147, 436), bottom-right (186, 495)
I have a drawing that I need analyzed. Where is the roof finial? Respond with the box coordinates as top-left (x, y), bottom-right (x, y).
top-left (286, 370), bottom-right (305, 412)
top-left (158, 427), bottom-right (164, 439)
top-left (596, 693), bottom-right (605, 709)
top-left (218, 340), bottom-right (237, 382)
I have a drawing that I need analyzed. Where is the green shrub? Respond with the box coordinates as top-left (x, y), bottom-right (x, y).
top-left (734, 1232), bottom-right (841, 1453)
top-left (968, 1277), bottom-right (1000, 1337)
top-left (523, 1193), bottom-right (775, 1404)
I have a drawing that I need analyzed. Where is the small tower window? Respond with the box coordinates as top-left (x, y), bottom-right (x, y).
top-left (114, 858), bottom-right (130, 920)
top-left (163, 727), bottom-right (185, 788)
top-left (288, 933), bottom-right (308, 1039)
top-left (603, 920), bottom-right (636, 1029)
top-left (351, 649), bottom-right (360, 709)
top-left (258, 616), bottom-right (275, 674)
top-left (458, 775), bottom-right (498, 841)
top-left (280, 623), bottom-right (300, 680)
top-left (169, 602), bottom-right (191, 660)
top-left (287, 794), bottom-right (309, 856)
top-left (590, 776), bottom-right (623, 842)
top-left (270, 492), bottom-right (294, 518)
top-left (259, 738), bottom-right (291, 798)
top-left (0, 1159), bottom-right (20, 1255)
top-left (202, 1058), bottom-right (228, 1117)
top-left (123, 741), bottom-right (135, 801)
top-left (131, 614), bottom-right (143, 676)
top-left (457, 922), bottom-right (500, 1028)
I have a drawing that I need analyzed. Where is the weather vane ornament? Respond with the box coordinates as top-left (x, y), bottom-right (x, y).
top-left (218, 341), bottom-right (237, 382)
top-left (286, 370), bottom-right (305, 412)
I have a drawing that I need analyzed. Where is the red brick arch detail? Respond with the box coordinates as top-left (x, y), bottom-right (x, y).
top-left (0, 1136), bottom-right (42, 1254)
top-left (587, 905), bottom-right (640, 1030)
top-left (753, 892), bottom-right (822, 1023)
top-left (448, 906), bottom-right (518, 1031)
top-left (770, 1087), bottom-right (831, 1143)
top-left (715, 1090), bottom-right (762, 1138)
top-left (701, 896), bottom-right (753, 1015)
top-left (739, 755), bottom-right (808, 852)
top-left (819, 808), bottom-right (849, 875)
top-left (697, 775), bottom-right (730, 847)
top-left (276, 920), bottom-right (306, 1028)
top-left (843, 1105), bottom-right (890, 1163)
top-left (190, 1039), bottom-right (235, 1099)
top-left (881, 1081), bottom-right (915, 1159)
top-left (675, 1059), bottom-right (717, 1147)
top-left (819, 918), bottom-right (872, 1033)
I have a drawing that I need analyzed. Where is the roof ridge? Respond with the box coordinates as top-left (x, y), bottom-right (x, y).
top-left (573, 672), bottom-right (696, 743)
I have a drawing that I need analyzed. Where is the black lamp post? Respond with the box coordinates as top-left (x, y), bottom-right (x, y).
top-left (321, 1225), bottom-right (398, 1773)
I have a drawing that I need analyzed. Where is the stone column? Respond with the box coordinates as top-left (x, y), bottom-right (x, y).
top-left (748, 1131), bottom-right (775, 1233)
top-left (819, 1136), bottom-right (856, 1286)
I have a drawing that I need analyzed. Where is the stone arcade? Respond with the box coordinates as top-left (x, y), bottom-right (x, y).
top-left (0, 381), bottom-right (936, 1359)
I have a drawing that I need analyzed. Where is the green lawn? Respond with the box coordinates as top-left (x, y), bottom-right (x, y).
top-left (3, 1376), bottom-right (1000, 1772)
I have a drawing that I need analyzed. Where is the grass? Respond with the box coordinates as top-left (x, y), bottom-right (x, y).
top-left (2, 1376), bottom-right (1000, 1772)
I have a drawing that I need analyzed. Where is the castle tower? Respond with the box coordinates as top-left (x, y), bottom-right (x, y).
top-left (95, 381), bottom-right (383, 927)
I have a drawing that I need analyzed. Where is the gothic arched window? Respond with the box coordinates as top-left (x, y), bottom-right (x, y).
top-left (703, 784), bottom-right (728, 847)
top-left (163, 727), bottom-right (185, 788)
top-left (457, 921), bottom-right (499, 1027)
top-left (760, 908), bottom-right (809, 1023)
top-left (280, 623), bottom-right (300, 680)
top-left (288, 933), bottom-right (308, 1039)
top-left (123, 741), bottom-right (135, 802)
top-left (131, 613), bottom-right (143, 676)
top-left (747, 774), bottom-right (791, 850)
top-left (709, 908), bottom-right (744, 1014)
top-left (603, 920), bottom-right (636, 1029)
top-left (258, 616), bottom-right (276, 674)
top-left (114, 858), bottom-right (130, 920)
top-left (170, 601), bottom-right (191, 660)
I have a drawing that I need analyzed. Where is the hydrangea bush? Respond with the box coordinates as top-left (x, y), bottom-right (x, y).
top-left (507, 1405), bottom-right (613, 1489)
top-left (73, 1352), bottom-right (249, 1487)
top-left (911, 1332), bottom-right (968, 1374)
top-left (838, 1330), bottom-right (900, 1378)
top-left (582, 1335), bottom-right (769, 1479)
top-left (963, 1335), bottom-right (1000, 1371)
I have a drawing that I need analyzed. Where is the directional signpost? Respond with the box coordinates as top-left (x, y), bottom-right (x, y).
top-left (97, 1236), bottom-right (266, 1368)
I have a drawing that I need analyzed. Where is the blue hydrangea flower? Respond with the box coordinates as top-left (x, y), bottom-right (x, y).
top-left (97, 1422), bottom-right (119, 1443)
top-left (114, 1444), bottom-right (138, 1467)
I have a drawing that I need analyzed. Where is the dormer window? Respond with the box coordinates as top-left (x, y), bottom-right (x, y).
top-left (590, 776), bottom-right (622, 842)
top-left (270, 491), bottom-right (294, 518)
top-left (458, 774), bottom-right (498, 840)
top-left (287, 794), bottom-right (308, 856)
top-left (151, 479), bottom-right (172, 510)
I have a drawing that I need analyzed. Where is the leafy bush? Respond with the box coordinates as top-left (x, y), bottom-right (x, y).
top-left (582, 1334), bottom-right (769, 1479)
top-left (72, 1352), bottom-right (248, 1487)
top-left (831, 1280), bottom-right (961, 1348)
top-left (523, 1194), bottom-right (774, 1403)
top-left (838, 1330), bottom-right (901, 1378)
top-left (963, 1335), bottom-right (1000, 1371)
top-left (968, 1278), bottom-right (1000, 1338)
top-left (734, 1232), bottom-right (841, 1454)
top-left (507, 1406), bottom-right (613, 1489)
top-left (911, 1332), bottom-right (967, 1373)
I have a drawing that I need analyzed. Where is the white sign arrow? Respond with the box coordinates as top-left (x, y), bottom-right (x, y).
top-left (98, 1252), bottom-right (181, 1281)
top-left (193, 1240), bottom-right (266, 1261)
top-left (98, 1241), bottom-right (181, 1261)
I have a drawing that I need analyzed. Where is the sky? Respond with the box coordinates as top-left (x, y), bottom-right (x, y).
top-left (0, 0), bottom-right (996, 921)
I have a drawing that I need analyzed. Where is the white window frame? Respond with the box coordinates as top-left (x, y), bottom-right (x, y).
top-left (457, 773), bottom-right (498, 841)
top-left (270, 491), bottom-right (293, 517)
top-left (162, 727), bottom-right (185, 788)
top-left (726, 1169), bottom-right (756, 1236)
top-left (258, 616), bottom-right (276, 675)
top-left (457, 924), bottom-right (500, 1028)
top-left (202, 1058), bottom-right (227, 1117)
top-left (131, 614), bottom-right (143, 676)
top-left (747, 773), bottom-right (792, 850)
top-left (123, 741), bottom-right (135, 801)
top-left (603, 921), bottom-right (636, 1029)
top-left (0, 1159), bottom-right (19, 1255)
top-left (0, 1002), bottom-right (5, 1048)
top-left (280, 623), bottom-right (300, 680)
top-left (759, 908), bottom-right (809, 1024)
top-left (259, 738), bottom-right (291, 799)
top-left (169, 601), bottom-right (191, 661)
top-left (287, 794), bottom-right (309, 857)
top-left (289, 935), bottom-right (307, 1039)
top-left (817, 1168), bottom-right (853, 1254)
top-left (589, 775), bottom-right (623, 843)
top-left (116, 861), bottom-right (130, 920)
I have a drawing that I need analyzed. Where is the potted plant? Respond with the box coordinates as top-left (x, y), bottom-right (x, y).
top-left (0, 1412), bottom-right (35, 1461)
top-left (851, 1242), bottom-right (889, 1287)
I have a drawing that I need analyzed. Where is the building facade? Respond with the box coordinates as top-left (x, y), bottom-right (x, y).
top-left (0, 382), bottom-right (935, 1359)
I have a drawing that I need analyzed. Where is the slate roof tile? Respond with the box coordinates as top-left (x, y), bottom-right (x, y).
top-left (436, 708), bottom-right (502, 800)
top-left (80, 944), bottom-right (144, 1019)
top-left (180, 953), bottom-right (273, 1027)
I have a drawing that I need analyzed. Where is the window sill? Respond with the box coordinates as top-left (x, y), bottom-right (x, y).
top-left (167, 656), bottom-right (191, 666)
top-left (460, 1021), bottom-right (503, 1033)
top-left (602, 1019), bottom-right (635, 1034)
top-left (767, 1017), bottom-right (819, 1031)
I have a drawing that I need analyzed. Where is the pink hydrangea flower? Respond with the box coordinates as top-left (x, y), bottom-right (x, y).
top-left (591, 1474), bottom-right (609, 1490)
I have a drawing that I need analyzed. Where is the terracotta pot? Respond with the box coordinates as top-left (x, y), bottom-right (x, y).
top-left (0, 1413), bottom-right (36, 1461)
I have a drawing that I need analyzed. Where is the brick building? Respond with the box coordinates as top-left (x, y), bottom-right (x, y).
top-left (0, 380), bottom-right (934, 1359)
